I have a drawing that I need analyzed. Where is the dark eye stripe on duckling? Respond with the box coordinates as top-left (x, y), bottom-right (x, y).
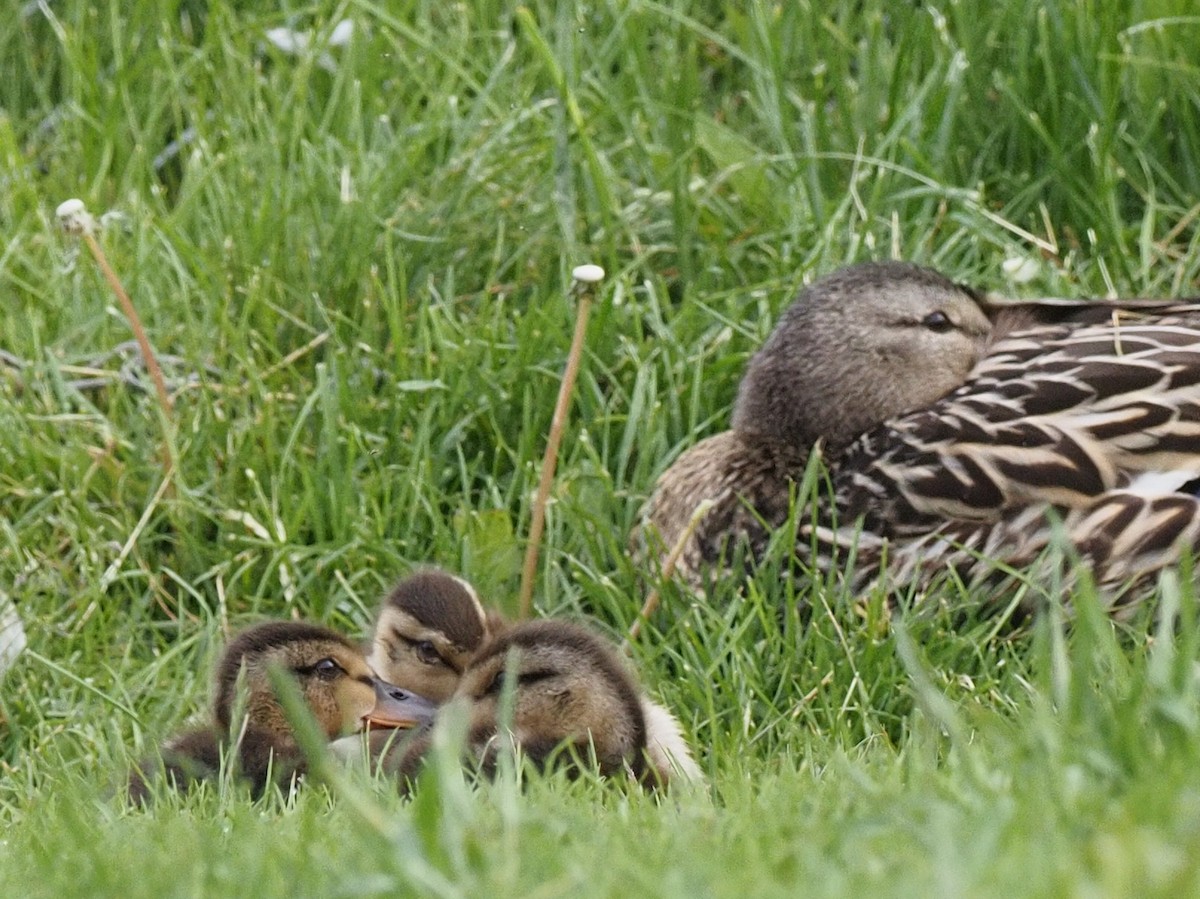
top-left (483, 668), bottom-right (558, 696)
top-left (390, 629), bottom-right (461, 672)
top-left (292, 661), bottom-right (377, 692)
top-left (294, 658), bottom-right (344, 678)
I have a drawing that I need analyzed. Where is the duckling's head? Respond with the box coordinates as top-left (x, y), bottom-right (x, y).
top-left (453, 619), bottom-right (647, 779)
top-left (732, 261), bottom-right (992, 454)
top-left (368, 570), bottom-right (491, 702)
top-left (214, 621), bottom-right (435, 743)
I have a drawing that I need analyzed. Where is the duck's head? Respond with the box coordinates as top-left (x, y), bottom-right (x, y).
top-left (214, 621), bottom-right (436, 742)
top-left (368, 570), bottom-right (493, 703)
top-left (453, 619), bottom-right (648, 779)
top-left (732, 261), bottom-right (992, 454)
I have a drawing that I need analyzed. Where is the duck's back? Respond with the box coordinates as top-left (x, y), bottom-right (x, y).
top-left (821, 301), bottom-right (1200, 603)
top-left (128, 726), bottom-right (307, 802)
top-left (837, 302), bottom-right (1200, 528)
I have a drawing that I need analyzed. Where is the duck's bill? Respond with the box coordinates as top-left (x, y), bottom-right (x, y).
top-left (361, 679), bottom-right (438, 731)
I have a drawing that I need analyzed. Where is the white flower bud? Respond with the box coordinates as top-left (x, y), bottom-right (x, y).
top-left (328, 19), bottom-right (354, 47)
top-left (0, 597), bottom-right (26, 684)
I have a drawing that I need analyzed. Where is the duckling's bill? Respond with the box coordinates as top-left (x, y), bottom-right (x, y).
top-left (362, 680), bottom-right (437, 731)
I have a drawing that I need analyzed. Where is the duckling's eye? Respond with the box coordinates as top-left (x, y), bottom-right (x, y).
top-left (921, 310), bottom-right (953, 332)
top-left (312, 658), bottom-right (342, 680)
top-left (484, 670), bottom-right (506, 696)
top-left (414, 641), bottom-right (442, 666)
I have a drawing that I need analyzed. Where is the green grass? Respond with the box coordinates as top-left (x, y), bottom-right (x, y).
top-left (5, 0), bottom-right (1200, 895)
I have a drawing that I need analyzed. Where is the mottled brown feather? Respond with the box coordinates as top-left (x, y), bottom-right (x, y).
top-left (641, 260), bottom-right (1200, 611)
top-left (637, 261), bottom-right (993, 587)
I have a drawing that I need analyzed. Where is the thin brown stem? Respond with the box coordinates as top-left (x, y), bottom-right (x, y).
top-left (59, 199), bottom-right (177, 485)
top-left (517, 282), bottom-right (597, 620)
top-left (80, 231), bottom-right (175, 418)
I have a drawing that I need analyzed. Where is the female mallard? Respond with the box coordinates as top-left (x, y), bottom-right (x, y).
top-left (641, 262), bottom-right (1200, 611)
top-left (128, 620), bottom-right (436, 802)
top-left (638, 261), bottom-right (993, 587)
top-left (354, 569), bottom-right (702, 786)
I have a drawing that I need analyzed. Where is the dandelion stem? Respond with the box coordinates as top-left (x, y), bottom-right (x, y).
top-left (79, 230), bottom-right (175, 418)
top-left (57, 198), bottom-right (177, 484)
top-left (517, 267), bottom-right (603, 619)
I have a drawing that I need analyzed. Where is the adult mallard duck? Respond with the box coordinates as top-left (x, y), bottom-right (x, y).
top-left (640, 261), bottom-right (1200, 612)
top-left (358, 569), bottom-right (702, 786)
top-left (638, 261), bottom-right (993, 588)
top-left (128, 620), bottom-right (436, 802)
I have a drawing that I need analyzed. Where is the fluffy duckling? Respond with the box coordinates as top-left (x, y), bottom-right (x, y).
top-left (129, 620), bottom-right (436, 802)
top-left (391, 619), bottom-right (695, 789)
top-left (365, 569), bottom-right (702, 785)
top-left (638, 261), bottom-right (992, 586)
top-left (457, 620), bottom-right (651, 780)
top-left (367, 569), bottom-right (495, 703)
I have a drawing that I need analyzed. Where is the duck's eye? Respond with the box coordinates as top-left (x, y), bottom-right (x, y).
top-left (312, 658), bottom-right (342, 679)
top-left (484, 670), bottom-right (506, 696)
top-left (922, 310), bottom-right (953, 332)
top-left (414, 641), bottom-right (442, 666)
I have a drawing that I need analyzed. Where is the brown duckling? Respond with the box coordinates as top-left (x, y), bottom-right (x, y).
top-left (363, 569), bottom-right (702, 784)
top-left (390, 619), bottom-right (696, 789)
top-left (128, 620), bottom-right (436, 802)
top-left (366, 568), bottom-right (498, 703)
top-left (637, 261), bottom-right (993, 588)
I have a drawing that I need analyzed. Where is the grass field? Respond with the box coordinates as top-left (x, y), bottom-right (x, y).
top-left (5, 0), bottom-right (1200, 895)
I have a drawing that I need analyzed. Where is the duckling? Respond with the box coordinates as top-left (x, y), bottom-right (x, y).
top-left (367, 568), bottom-right (495, 703)
top-left (391, 619), bottom-right (693, 789)
top-left (638, 261), bottom-right (993, 587)
top-left (363, 569), bottom-right (702, 784)
top-left (128, 620), bottom-right (436, 802)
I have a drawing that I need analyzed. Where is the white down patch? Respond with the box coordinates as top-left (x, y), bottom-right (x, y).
top-left (1124, 470), bottom-right (1200, 496)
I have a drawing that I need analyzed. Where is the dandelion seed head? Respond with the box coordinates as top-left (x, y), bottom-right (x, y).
top-left (56, 198), bottom-right (96, 235)
top-left (571, 263), bottom-right (605, 284)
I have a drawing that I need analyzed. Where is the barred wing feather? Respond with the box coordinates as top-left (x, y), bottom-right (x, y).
top-left (823, 303), bottom-right (1200, 604)
top-left (837, 304), bottom-right (1200, 536)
